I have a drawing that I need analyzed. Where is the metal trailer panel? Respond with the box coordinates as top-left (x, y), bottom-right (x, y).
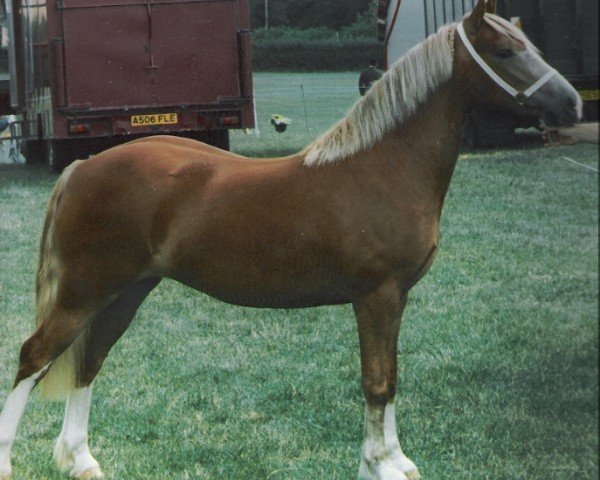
top-left (3, 1), bottom-right (18, 104)
top-left (382, 0), bottom-right (476, 67)
top-left (579, 0), bottom-right (598, 76)
top-left (540, 0), bottom-right (579, 76)
top-left (422, 0), bottom-right (476, 37)
top-left (59, 0), bottom-right (241, 111)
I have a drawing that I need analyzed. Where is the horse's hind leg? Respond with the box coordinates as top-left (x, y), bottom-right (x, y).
top-left (0, 305), bottom-right (94, 480)
top-left (79, 277), bottom-right (161, 388)
top-left (54, 386), bottom-right (101, 479)
top-left (1, 276), bottom-right (160, 479)
top-left (0, 364), bottom-right (51, 479)
top-left (54, 277), bottom-right (161, 479)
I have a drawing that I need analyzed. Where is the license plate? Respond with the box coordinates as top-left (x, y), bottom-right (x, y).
top-left (131, 113), bottom-right (178, 126)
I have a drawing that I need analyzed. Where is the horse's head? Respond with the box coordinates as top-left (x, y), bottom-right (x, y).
top-left (457, 0), bottom-right (582, 126)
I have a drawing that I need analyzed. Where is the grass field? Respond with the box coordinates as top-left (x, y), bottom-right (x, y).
top-left (0, 72), bottom-right (598, 479)
top-left (231, 72), bottom-right (361, 157)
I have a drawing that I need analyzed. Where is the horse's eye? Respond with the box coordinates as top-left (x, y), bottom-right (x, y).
top-left (495, 49), bottom-right (514, 59)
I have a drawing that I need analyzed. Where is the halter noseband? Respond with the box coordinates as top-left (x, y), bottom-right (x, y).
top-left (456, 21), bottom-right (557, 105)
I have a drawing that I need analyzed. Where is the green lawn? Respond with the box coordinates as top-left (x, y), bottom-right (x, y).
top-left (0, 72), bottom-right (598, 479)
top-left (231, 71), bottom-right (361, 157)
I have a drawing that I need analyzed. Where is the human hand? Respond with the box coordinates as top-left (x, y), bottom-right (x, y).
top-left (539, 121), bottom-right (580, 146)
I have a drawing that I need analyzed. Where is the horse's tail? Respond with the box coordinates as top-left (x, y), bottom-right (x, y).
top-left (36, 161), bottom-right (86, 401)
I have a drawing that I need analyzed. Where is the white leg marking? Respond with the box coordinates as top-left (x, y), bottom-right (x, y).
top-left (359, 403), bottom-right (408, 480)
top-left (54, 385), bottom-right (103, 479)
top-left (384, 403), bottom-right (420, 479)
top-left (0, 365), bottom-right (49, 479)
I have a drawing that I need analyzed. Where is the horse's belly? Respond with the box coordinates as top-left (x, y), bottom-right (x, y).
top-left (158, 235), bottom-right (354, 307)
top-left (172, 267), bottom-right (352, 308)
top-left (199, 286), bottom-right (349, 309)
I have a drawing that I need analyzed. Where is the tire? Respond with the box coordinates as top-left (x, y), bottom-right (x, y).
top-left (47, 140), bottom-right (64, 173)
top-left (47, 139), bottom-right (89, 173)
top-left (23, 139), bottom-right (47, 164)
top-left (213, 130), bottom-right (230, 151)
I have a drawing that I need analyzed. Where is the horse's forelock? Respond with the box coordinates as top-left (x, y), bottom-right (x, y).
top-left (483, 13), bottom-right (541, 55)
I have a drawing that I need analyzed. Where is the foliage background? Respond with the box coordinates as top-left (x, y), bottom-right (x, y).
top-left (249, 0), bottom-right (372, 30)
top-left (249, 1), bottom-right (383, 71)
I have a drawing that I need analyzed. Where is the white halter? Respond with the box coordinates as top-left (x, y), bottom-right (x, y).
top-left (456, 21), bottom-right (557, 105)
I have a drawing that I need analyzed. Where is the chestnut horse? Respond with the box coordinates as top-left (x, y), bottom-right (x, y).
top-left (0, 2), bottom-right (582, 479)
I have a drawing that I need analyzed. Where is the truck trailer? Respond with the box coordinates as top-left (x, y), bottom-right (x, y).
top-left (6, 0), bottom-right (254, 169)
top-left (378, 0), bottom-right (599, 147)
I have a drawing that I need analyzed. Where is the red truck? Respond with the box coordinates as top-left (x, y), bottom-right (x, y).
top-left (7, 0), bottom-right (254, 170)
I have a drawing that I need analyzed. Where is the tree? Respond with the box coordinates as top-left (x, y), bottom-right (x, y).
top-left (249, 0), bottom-right (372, 30)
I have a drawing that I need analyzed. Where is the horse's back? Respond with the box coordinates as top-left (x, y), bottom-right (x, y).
top-left (59, 136), bottom-right (348, 305)
top-left (126, 134), bottom-right (247, 161)
top-left (51, 136), bottom-right (306, 298)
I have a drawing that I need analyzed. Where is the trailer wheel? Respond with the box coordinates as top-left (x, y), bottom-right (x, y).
top-left (47, 140), bottom-right (63, 173)
top-left (201, 130), bottom-right (229, 151)
top-left (46, 139), bottom-right (78, 173)
top-left (47, 139), bottom-right (96, 172)
top-left (23, 139), bottom-right (47, 164)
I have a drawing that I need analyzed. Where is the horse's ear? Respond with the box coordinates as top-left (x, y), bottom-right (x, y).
top-left (464, 0), bottom-right (486, 34)
top-left (485, 0), bottom-right (497, 13)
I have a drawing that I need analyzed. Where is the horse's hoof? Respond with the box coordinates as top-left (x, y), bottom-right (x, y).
top-left (405, 470), bottom-right (421, 480)
top-left (73, 467), bottom-right (103, 479)
top-left (359, 460), bottom-right (408, 480)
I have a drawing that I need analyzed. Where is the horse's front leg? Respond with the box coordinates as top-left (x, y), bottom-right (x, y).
top-left (353, 280), bottom-right (420, 480)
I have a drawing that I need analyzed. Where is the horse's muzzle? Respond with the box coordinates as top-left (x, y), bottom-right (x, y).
top-left (543, 92), bottom-right (582, 127)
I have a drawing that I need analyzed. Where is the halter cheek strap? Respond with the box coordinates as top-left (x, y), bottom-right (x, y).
top-left (456, 21), bottom-right (557, 105)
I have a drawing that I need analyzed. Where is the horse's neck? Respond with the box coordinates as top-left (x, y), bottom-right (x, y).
top-left (372, 81), bottom-right (467, 214)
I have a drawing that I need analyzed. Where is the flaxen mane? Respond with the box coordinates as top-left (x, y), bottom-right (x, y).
top-left (303, 24), bottom-right (456, 166)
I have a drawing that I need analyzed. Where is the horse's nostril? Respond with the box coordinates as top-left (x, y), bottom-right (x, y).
top-left (560, 95), bottom-right (580, 124)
